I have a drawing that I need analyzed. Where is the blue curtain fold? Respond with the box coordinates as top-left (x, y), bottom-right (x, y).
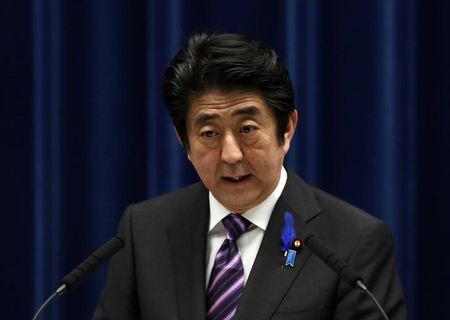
top-left (2, 0), bottom-right (449, 319)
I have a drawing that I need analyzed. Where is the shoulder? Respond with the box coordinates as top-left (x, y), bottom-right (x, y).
top-left (312, 186), bottom-right (392, 255)
top-left (121, 181), bottom-right (208, 227)
top-left (310, 186), bottom-right (381, 227)
top-left (286, 171), bottom-right (391, 254)
top-left (132, 181), bottom-right (206, 211)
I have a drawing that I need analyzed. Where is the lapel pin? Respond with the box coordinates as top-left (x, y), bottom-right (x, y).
top-left (292, 238), bottom-right (304, 252)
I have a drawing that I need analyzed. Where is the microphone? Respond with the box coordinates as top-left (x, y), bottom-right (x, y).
top-left (32, 236), bottom-right (124, 320)
top-left (298, 220), bottom-right (390, 320)
top-left (299, 226), bottom-right (364, 288)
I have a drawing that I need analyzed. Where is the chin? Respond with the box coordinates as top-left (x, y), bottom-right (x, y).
top-left (222, 199), bottom-right (254, 213)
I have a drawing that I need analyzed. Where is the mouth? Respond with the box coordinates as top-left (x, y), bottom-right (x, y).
top-left (222, 174), bottom-right (251, 184)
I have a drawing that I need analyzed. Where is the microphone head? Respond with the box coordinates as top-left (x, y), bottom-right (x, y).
top-left (59, 237), bottom-right (124, 292)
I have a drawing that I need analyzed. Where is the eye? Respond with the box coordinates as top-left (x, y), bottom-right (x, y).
top-left (200, 130), bottom-right (218, 137)
top-left (240, 125), bottom-right (255, 134)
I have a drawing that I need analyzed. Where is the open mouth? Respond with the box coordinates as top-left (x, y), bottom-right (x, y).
top-left (222, 174), bottom-right (251, 183)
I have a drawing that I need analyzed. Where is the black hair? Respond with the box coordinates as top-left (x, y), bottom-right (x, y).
top-left (163, 32), bottom-right (295, 150)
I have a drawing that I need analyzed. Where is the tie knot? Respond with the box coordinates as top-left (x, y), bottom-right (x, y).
top-left (222, 214), bottom-right (251, 241)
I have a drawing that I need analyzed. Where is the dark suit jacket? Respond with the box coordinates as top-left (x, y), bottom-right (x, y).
top-left (92, 171), bottom-right (407, 319)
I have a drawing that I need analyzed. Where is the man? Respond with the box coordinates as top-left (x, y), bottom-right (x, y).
top-left (93, 33), bottom-right (406, 319)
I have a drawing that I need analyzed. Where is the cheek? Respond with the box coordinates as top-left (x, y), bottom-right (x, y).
top-left (189, 148), bottom-right (219, 176)
top-left (245, 149), bottom-right (274, 169)
top-left (245, 137), bottom-right (282, 159)
top-left (246, 146), bottom-right (285, 174)
top-left (188, 140), bottom-right (208, 162)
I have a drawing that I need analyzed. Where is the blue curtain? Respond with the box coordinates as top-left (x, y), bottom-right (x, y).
top-left (1, 0), bottom-right (449, 319)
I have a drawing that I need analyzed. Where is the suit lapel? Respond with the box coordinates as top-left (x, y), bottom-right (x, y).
top-left (167, 184), bottom-right (209, 320)
top-left (235, 171), bottom-right (321, 320)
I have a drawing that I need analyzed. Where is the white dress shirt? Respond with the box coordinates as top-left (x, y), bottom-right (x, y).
top-left (206, 167), bottom-right (287, 286)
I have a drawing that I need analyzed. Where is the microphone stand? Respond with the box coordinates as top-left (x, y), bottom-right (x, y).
top-left (31, 237), bottom-right (124, 320)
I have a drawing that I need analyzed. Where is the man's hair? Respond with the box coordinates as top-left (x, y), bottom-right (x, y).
top-left (163, 32), bottom-right (295, 150)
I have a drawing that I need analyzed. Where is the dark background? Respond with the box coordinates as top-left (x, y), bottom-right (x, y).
top-left (1, 0), bottom-right (449, 319)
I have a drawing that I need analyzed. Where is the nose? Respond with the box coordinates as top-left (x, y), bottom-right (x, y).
top-left (221, 133), bottom-right (243, 164)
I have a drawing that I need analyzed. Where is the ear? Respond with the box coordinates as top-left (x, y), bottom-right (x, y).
top-left (283, 110), bottom-right (298, 154)
top-left (174, 127), bottom-right (191, 160)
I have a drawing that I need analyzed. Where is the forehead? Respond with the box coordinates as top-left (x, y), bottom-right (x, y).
top-left (187, 89), bottom-right (274, 125)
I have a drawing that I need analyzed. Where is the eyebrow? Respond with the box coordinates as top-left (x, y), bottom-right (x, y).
top-left (193, 106), bottom-right (262, 127)
top-left (193, 113), bottom-right (219, 127)
top-left (231, 106), bottom-right (262, 117)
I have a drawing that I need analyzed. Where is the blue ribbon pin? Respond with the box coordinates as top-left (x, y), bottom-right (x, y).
top-left (282, 212), bottom-right (297, 267)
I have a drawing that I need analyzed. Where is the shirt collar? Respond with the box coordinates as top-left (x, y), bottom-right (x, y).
top-left (208, 166), bottom-right (287, 232)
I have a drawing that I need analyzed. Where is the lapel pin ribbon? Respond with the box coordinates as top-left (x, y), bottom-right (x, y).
top-left (281, 211), bottom-right (304, 267)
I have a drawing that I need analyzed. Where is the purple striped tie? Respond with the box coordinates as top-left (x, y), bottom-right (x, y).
top-left (207, 214), bottom-right (251, 320)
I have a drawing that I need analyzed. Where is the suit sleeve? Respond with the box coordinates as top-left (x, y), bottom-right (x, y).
top-left (92, 205), bottom-right (141, 320)
top-left (333, 221), bottom-right (407, 320)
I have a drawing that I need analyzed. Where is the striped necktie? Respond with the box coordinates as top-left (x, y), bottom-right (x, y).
top-left (207, 213), bottom-right (251, 320)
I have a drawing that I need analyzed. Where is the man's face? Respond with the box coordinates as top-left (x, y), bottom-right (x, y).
top-left (185, 89), bottom-right (297, 213)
